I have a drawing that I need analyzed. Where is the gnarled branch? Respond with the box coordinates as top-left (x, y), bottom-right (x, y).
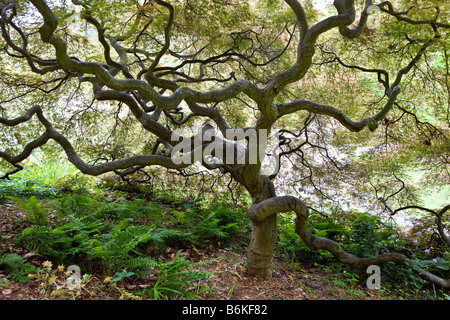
top-left (248, 195), bottom-right (450, 288)
top-left (0, 105), bottom-right (189, 178)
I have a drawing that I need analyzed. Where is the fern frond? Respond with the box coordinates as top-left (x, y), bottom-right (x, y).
top-left (126, 256), bottom-right (158, 271)
top-left (6, 195), bottom-right (47, 225)
top-left (0, 253), bottom-right (36, 283)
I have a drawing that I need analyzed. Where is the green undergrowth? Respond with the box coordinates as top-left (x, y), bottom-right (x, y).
top-left (0, 178), bottom-right (58, 204)
top-left (11, 194), bottom-right (249, 265)
top-left (0, 253), bottom-right (37, 284)
top-left (1, 173), bottom-right (449, 300)
top-left (276, 210), bottom-right (450, 299)
top-left (0, 167), bottom-right (253, 298)
top-left (0, 176), bottom-right (250, 299)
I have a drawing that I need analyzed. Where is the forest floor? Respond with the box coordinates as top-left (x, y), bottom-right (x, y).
top-left (0, 200), bottom-right (446, 301)
top-left (0, 252), bottom-right (383, 301)
top-left (0, 242), bottom-right (386, 301)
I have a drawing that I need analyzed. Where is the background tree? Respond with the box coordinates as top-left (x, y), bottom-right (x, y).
top-left (0, 0), bottom-right (448, 288)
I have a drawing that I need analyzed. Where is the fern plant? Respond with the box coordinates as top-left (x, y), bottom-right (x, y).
top-left (142, 254), bottom-right (210, 300)
top-left (193, 212), bottom-right (230, 241)
top-left (56, 194), bottom-right (99, 217)
top-left (6, 195), bottom-right (48, 226)
top-left (93, 221), bottom-right (186, 271)
top-left (18, 215), bottom-right (184, 272)
top-left (126, 256), bottom-right (159, 271)
top-left (17, 215), bottom-right (105, 265)
top-left (0, 253), bottom-right (36, 283)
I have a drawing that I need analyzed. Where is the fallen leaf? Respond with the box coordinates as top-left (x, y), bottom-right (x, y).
top-left (24, 252), bottom-right (38, 259)
top-left (125, 284), bottom-right (137, 290)
top-left (2, 289), bottom-right (12, 296)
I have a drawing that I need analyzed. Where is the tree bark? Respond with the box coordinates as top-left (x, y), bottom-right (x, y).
top-left (243, 173), bottom-right (277, 277)
top-left (247, 214), bottom-right (278, 277)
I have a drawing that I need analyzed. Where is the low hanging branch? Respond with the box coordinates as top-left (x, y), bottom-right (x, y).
top-left (0, 105), bottom-right (190, 178)
top-left (248, 195), bottom-right (450, 289)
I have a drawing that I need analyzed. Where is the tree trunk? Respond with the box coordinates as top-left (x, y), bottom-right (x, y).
top-left (247, 213), bottom-right (277, 277)
top-left (244, 173), bottom-right (277, 278)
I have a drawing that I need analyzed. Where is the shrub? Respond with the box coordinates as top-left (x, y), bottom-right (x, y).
top-left (344, 212), bottom-right (402, 258)
top-left (277, 211), bottom-right (404, 265)
top-left (277, 214), bottom-right (334, 265)
top-left (0, 253), bottom-right (36, 283)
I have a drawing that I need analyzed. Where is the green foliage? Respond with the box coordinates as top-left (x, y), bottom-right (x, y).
top-left (14, 156), bottom-right (95, 193)
top-left (93, 220), bottom-right (185, 271)
top-left (110, 269), bottom-right (135, 283)
top-left (277, 215), bottom-right (333, 265)
top-left (310, 218), bottom-right (345, 242)
top-left (277, 211), bottom-right (405, 265)
top-left (17, 215), bottom-right (105, 266)
top-left (321, 262), bottom-right (365, 291)
top-left (0, 253), bottom-right (36, 283)
top-left (139, 254), bottom-right (211, 300)
top-left (412, 257), bottom-right (450, 279)
top-left (186, 203), bottom-right (250, 245)
top-left (0, 178), bottom-right (57, 203)
top-left (344, 213), bottom-right (401, 258)
top-left (18, 215), bottom-right (166, 272)
top-left (277, 209), bottom-right (450, 296)
top-left (15, 193), bottom-right (245, 276)
top-left (6, 195), bottom-right (48, 226)
top-left (193, 212), bottom-right (231, 241)
top-left (56, 194), bottom-right (99, 216)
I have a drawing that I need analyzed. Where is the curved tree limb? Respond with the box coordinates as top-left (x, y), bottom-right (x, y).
top-left (284, 0), bottom-right (308, 43)
top-left (26, 0), bottom-right (263, 109)
top-left (0, 3), bottom-right (60, 75)
top-left (379, 1), bottom-right (450, 29)
top-left (0, 105), bottom-right (189, 177)
top-left (337, 0), bottom-right (373, 39)
top-left (248, 195), bottom-right (450, 288)
top-left (276, 86), bottom-right (400, 132)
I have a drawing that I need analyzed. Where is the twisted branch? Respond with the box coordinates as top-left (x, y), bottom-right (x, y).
top-left (248, 195), bottom-right (450, 288)
top-left (0, 105), bottom-right (188, 178)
